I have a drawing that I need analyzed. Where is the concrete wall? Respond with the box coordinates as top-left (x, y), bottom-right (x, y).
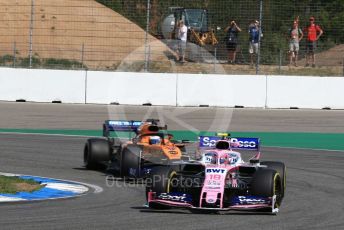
top-left (1, 68), bottom-right (343, 109)
top-left (177, 74), bottom-right (266, 107)
top-left (266, 76), bottom-right (344, 109)
top-left (0, 68), bottom-right (85, 103)
top-left (86, 71), bottom-right (177, 106)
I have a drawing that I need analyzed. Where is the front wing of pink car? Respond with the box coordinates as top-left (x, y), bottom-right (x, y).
top-left (147, 192), bottom-right (279, 213)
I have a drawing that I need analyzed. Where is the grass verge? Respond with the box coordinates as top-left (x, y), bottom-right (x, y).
top-left (0, 175), bottom-right (44, 194)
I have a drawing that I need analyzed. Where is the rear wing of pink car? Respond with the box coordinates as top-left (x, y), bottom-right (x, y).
top-left (199, 136), bottom-right (260, 151)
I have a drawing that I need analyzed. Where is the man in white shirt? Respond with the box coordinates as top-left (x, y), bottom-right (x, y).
top-left (177, 20), bottom-right (187, 63)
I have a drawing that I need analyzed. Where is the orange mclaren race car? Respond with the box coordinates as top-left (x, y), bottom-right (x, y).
top-left (83, 119), bottom-right (189, 178)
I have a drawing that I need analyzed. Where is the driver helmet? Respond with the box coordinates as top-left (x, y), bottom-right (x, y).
top-left (219, 153), bottom-right (229, 164)
top-left (149, 136), bottom-right (161, 145)
top-left (202, 152), bottom-right (217, 164)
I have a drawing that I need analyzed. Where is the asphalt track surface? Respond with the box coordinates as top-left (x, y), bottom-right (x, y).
top-left (1, 102), bottom-right (344, 132)
top-left (0, 102), bottom-right (344, 229)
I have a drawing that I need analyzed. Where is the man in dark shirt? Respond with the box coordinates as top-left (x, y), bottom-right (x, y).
top-left (225, 20), bottom-right (242, 64)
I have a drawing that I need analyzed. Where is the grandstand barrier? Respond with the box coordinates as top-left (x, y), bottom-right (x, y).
top-left (86, 71), bottom-right (177, 106)
top-left (0, 68), bottom-right (85, 103)
top-left (1, 68), bottom-right (344, 109)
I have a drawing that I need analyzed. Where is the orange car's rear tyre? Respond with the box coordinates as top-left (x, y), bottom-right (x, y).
top-left (84, 138), bottom-right (110, 170)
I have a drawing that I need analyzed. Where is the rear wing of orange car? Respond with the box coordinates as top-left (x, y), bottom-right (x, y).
top-left (103, 120), bottom-right (142, 137)
top-left (102, 119), bottom-right (166, 137)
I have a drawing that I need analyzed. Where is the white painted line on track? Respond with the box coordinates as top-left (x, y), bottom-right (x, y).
top-left (44, 183), bottom-right (89, 194)
top-left (63, 180), bottom-right (103, 194)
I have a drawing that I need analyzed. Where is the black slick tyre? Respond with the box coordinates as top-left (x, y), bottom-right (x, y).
top-left (261, 161), bottom-right (286, 198)
top-left (84, 138), bottom-right (110, 170)
top-left (120, 144), bottom-right (142, 178)
top-left (251, 168), bottom-right (283, 209)
top-left (146, 166), bottom-right (176, 209)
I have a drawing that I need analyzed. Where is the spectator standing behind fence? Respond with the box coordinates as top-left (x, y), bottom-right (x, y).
top-left (288, 20), bottom-right (303, 67)
top-left (225, 20), bottom-right (241, 64)
top-left (177, 20), bottom-right (188, 63)
top-left (303, 16), bottom-right (323, 68)
top-left (248, 20), bottom-right (263, 67)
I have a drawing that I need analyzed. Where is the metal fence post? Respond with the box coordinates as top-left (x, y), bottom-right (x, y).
top-left (147, 45), bottom-right (151, 72)
top-left (214, 47), bottom-right (217, 74)
top-left (81, 43), bottom-right (85, 69)
top-left (279, 49), bottom-right (282, 74)
top-left (256, 0), bottom-right (263, 75)
top-left (29, 0), bottom-right (35, 68)
top-left (342, 57), bottom-right (344, 76)
top-left (13, 41), bottom-right (16, 67)
top-left (144, 0), bottom-right (151, 72)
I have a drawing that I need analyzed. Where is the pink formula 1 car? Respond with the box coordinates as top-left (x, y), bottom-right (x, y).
top-left (146, 134), bottom-right (286, 214)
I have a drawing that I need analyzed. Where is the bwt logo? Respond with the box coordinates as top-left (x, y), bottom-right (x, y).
top-left (206, 168), bottom-right (226, 174)
top-left (231, 138), bottom-right (257, 148)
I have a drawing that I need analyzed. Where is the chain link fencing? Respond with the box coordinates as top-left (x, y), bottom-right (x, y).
top-left (0, 0), bottom-right (343, 76)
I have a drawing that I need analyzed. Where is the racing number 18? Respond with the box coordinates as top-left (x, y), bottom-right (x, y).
top-left (207, 174), bottom-right (221, 180)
